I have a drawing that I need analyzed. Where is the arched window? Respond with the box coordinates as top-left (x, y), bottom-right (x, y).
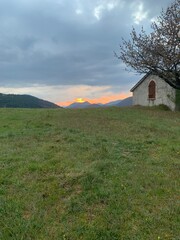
top-left (148, 81), bottom-right (156, 99)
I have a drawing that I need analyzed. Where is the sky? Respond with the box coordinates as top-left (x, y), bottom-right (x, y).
top-left (0, 0), bottom-right (172, 106)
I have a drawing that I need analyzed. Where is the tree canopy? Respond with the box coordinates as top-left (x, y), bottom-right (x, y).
top-left (116, 0), bottom-right (180, 89)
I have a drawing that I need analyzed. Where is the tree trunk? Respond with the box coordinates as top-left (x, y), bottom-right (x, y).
top-left (175, 89), bottom-right (180, 111)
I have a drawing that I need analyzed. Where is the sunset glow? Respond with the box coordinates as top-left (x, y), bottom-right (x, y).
top-left (57, 92), bottom-right (131, 107)
top-left (76, 98), bottom-right (85, 103)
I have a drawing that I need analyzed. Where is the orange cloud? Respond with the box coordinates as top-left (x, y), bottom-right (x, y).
top-left (57, 92), bottom-right (131, 107)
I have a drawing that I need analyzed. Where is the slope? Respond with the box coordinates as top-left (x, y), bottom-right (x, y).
top-left (0, 93), bottom-right (61, 108)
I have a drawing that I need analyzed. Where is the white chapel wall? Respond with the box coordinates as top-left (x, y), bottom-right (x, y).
top-left (133, 75), bottom-right (176, 110)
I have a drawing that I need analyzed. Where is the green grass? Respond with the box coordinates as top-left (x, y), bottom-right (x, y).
top-left (0, 107), bottom-right (179, 240)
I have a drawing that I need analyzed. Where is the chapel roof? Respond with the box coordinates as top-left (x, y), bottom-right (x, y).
top-left (130, 72), bottom-right (152, 92)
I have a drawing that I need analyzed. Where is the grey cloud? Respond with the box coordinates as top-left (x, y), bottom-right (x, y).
top-left (0, 0), bottom-right (173, 89)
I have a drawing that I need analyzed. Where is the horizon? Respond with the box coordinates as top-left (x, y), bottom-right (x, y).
top-left (57, 92), bottom-right (131, 107)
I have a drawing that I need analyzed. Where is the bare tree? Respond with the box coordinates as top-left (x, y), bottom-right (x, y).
top-left (116, 0), bottom-right (180, 89)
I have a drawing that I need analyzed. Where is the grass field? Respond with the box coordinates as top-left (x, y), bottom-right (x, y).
top-left (0, 107), bottom-right (180, 240)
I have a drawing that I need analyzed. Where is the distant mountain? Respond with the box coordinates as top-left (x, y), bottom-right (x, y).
top-left (0, 93), bottom-right (61, 108)
top-left (86, 104), bottom-right (101, 108)
top-left (66, 101), bottom-right (101, 109)
top-left (104, 99), bottom-right (122, 107)
top-left (115, 97), bottom-right (133, 107)
top-left (67, 101), bottom-right (91, 109)
top-left (66, 97), bottom-right (133, 109)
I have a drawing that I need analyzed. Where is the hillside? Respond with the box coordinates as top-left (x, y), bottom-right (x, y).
top-left (0, 107), bottom-right (179, 239)
top-left (66, 97), bottom-right (132, 108)
top-left (115, 96), bottom-right (133, 107)
top-left (66, 101), bottom-right (101, 109)
top-left (0, 93), bottom-right (60, 108)
top-left (66, 101), bottom-right (91, 108)
top-left (103, 99), bottom-right (122, 107)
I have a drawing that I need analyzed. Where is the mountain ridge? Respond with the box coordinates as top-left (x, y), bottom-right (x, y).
top-left (66, 97), bottom-right (133, 109)
top-left (0, 93), bottom-right (61, 108)
top-left (115, 97), bottom-right (132, 107)
top-left (66, 101), bottom-right (101, 109)
top-left (103, 99), bottom-right (122, 107)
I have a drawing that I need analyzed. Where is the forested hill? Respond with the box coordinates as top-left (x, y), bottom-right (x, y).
top-left (0, 93), bottom-right (61, 108)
